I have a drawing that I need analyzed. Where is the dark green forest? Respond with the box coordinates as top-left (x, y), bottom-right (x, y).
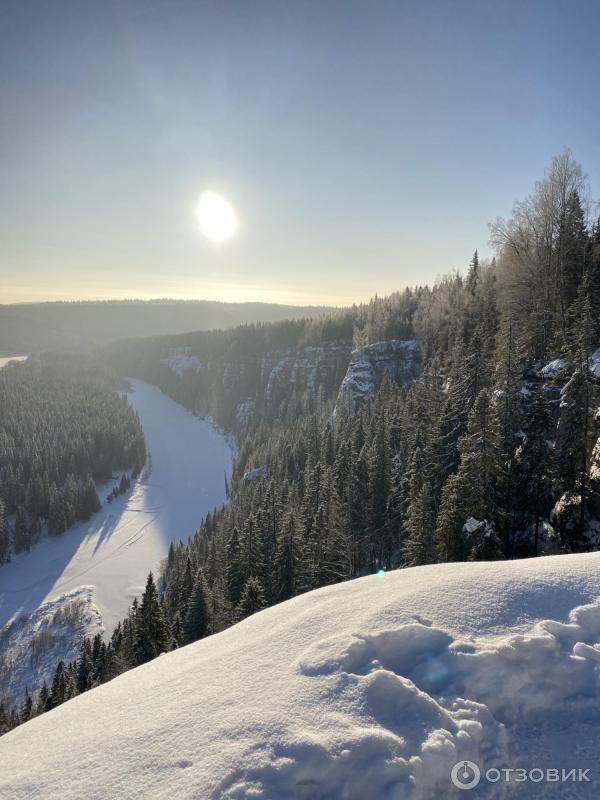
top-left (0, 358), bottom-right (146, 563)
top-left (2, 151), bottom-right (600, 734)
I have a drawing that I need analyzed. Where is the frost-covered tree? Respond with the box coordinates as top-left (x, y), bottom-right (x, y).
top-left (185, 571), bottom-right (210, 643)
top-left (134, 573), bottom-right (170, 665)
top-left (235, 577), bottom-right (266, 621)
top-left (403, 481), bottom-right (436, 566)
top-left (275, 511), bottom-right (303, 601)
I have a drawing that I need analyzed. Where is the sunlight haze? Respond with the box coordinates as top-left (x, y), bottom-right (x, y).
top-left (1, 0), bottom-right (600, 305)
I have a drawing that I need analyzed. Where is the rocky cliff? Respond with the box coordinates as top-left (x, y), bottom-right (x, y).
top-left (336, 339), bottom-right (422, 410)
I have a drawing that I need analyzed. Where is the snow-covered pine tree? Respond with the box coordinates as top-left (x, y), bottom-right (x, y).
top-left (275, 511), bottom-right (303, 601)
top-left (235, 577), bottom-right (267, 621)
top-left (403, 480), bottom-right (436, 566)
top-left (184, 570), bottom-right (210, 643)
top-left (134, 572), bottom-right (170, 665)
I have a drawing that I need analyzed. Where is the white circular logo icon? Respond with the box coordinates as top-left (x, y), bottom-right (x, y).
top-left (451, 760), bottom-right (481, 790)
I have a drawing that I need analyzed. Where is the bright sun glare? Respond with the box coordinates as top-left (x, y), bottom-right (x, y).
top-left (196, 191), bottom-right (238, 243)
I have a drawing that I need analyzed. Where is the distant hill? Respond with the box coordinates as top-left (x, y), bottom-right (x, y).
top-left (0, 299), bottom-right (334, 353)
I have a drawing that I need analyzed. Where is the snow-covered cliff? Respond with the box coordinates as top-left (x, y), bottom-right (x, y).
top-left (337, 339), bottom-right (422, 410)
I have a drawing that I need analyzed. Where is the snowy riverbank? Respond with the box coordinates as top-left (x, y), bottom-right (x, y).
top-left (0, 379), bottom-right (232, 701)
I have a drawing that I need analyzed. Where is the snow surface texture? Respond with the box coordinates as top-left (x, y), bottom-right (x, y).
top-left (3, 554), bottom-right (600, 799)
top-left (0, 380), bottom-right (232, 701)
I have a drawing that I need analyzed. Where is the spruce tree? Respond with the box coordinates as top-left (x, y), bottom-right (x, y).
top-left (13, 505), bottom-right (30, 553)
top-left (184, 571), bottom-right (210, 643)
top-left (0, 499), bottom-right (10, 564)
top-left (225, 526), bottom-right (244, 605)
top-left (404, 480), bottom-right (437, 566)
top-left (517, 388), bottom-right (553, 554)
top-left (436, 474), bottom-right (470, 563)
top-left (367, 410), bottom-right (391, 567)
top-left (20, 689), bottom-right (33, 723)
top-left (455, 389), bottom-right (502, 524)
top-left (556, 273), bottom-right (599, 540)
top-left (50, 661), bottom-right (68, 709)
top-left (76, 637), bottom-right (94, 694)
top-left (275, 511), bottom-right (303, 601)
top-left (80, 475), bottom-right (101, 519)
top-left (37, 681), bottom-right (51, 714)
top-left (235, 577), bottom-right (267, 621)
top-left (134, 572), bottom-right (170, 665)
top-left (238, 513), bottom-right (264, 586)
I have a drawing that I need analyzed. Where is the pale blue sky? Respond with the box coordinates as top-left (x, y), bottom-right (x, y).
top-left (1, 0), bottom-right (599, 305)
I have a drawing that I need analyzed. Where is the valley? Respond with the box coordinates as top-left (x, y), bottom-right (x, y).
top-left (0, 379), bottom-right (232, 702)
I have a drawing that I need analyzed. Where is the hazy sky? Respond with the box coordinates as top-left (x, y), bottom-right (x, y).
top-left (1, 0), bottom-right (600, 306)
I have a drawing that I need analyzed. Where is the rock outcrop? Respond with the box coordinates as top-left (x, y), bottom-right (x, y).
top-left (336, 340), bottom-right (422, 411)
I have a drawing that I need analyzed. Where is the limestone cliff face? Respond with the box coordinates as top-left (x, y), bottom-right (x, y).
top-left (336, 340), bottom-right (422, 410)
top-left (264, 344), bottom-right (350, 412)
top-left (159, 342), bottom-right (351, 430)
top-left (159, 340), bottom-right (424, 429)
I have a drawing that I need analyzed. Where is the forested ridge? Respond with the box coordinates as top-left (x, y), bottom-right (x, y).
top-left (3, 151), bottom-right (600, 734)
top-left (0, 357), bottom-right (146, 564)
top-left (0, 299), bottom-right (333, 354)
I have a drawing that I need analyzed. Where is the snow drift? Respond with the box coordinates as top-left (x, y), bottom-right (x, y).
top-left (3, 553), bottom-right (600, 799)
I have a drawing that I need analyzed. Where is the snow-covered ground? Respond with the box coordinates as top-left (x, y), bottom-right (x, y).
top-left (0, 587), bottom-right (103, 702)
top-left (3, 553), bottom-right (600, 798)
top-left (0, 354), bottom-right (28, 369)
top-left (0, 379), bottom-right (232, 700)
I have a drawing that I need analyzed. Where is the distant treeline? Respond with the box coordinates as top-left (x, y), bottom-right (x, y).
top-left (0, 299), bottom-right (333, 353)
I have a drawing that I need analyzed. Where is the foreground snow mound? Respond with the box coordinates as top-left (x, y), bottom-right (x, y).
top-left (3, 554), bottom-right (600, 799)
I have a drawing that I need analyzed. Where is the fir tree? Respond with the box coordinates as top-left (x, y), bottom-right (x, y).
top-left (36, 681), bottom-right (51, 715)
top-left (275, 511), bottom-right (303, 601)
top-left (184, 571), bottom-right (210, 643)
top-left (235, 577), bottom-right (267, 621)
top-left (225, 526), bottom-right (244, 605)
top-left (13, 505), bottom-right (30, 553)
top-left (404, 480), bottom-right (437, 566)
top-left (367, 409), bottom-right (391, 567)
top-left (76, 637), bottom-right (94, 694)
top-left (134, 572), bottom-right (170, 665)
top-left (50, 661), bottom-right (68, 709)
top-left (516, 388), bottom-right (553, 555)
top-left (20, 689), bottom-right (33, 723)
top-left (0, 499), bottom-right (10, 564)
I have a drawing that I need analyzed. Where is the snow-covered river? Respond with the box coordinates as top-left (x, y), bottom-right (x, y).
top-left (0, 354), bottom-right (28, 369)
top-left (0, 379), bottom-right (233, 634)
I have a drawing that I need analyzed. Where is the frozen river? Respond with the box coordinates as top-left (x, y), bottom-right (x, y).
top-left (0, 379), bottom-right (233, 633)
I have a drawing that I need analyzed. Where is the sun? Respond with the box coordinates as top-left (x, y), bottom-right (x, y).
top-left (196, 191), bottom-right (238, 243)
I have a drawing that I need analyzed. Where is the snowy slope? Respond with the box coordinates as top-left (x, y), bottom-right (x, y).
top-left (0, 380), bottom-right (232, 702)
top-left (0, 587), bottom-right (103, 703)
top-left (3, 553), bottom-right (600, 799)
